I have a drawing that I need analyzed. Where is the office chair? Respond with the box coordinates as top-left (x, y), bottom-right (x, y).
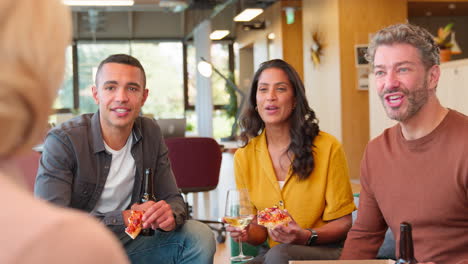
top-left (164, 137), bottom-right (226, 243)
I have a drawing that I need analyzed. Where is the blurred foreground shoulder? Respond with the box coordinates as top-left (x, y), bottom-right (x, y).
top-left (20, 208), bottom-right (130, 264)
top-left (0, 173), bottom-right (129, 264)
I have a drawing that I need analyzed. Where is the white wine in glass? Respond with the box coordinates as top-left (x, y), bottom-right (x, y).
top-left (225, 189), bottom-right (254, 262)
top-left (224, 215), bottom-right (254, 230)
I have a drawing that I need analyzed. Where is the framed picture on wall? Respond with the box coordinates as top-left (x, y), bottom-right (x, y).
top-left (355, 44), bottom-right (369, 67)
top-left (357, 67), bottom-right (370, 91)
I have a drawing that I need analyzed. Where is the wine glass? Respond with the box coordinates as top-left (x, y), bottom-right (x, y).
top-left (224, 188), bottom-right (254, 262)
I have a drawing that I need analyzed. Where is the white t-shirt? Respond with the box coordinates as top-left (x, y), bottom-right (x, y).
top-left (92, 135), bottom-right (136, 214)
top-left (278, 180), bottom-right (285, 190)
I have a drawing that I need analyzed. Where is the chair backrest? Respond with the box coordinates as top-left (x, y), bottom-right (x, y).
top-left (165, 137), bottom-right (222, 193)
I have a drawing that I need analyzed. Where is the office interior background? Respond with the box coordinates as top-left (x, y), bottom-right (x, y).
top-left (56, 0), bottom-right (468, 183)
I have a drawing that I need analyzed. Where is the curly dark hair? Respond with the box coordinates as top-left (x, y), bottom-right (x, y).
top-left (239, 59), bottom-right (320, 180)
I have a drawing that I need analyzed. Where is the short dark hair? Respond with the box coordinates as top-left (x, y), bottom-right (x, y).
top-left (366, 23), bottom-right (440, 69)
top-left (239, 59), bottom-right (320, 180)
top-left (95, 54), bottom-right (146, 87)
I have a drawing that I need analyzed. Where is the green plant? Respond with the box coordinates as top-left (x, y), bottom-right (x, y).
top-left (223, 71), bottom-right (238, 119)
top-left (434, 23), bottom-right (454, 50)
top-left (185, 122), bottom-right (194, 132)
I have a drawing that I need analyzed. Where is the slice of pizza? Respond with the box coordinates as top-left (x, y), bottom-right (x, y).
top-left (257, 206), bottom-right (291, 229)
top-left (125, 210), bottom-right (144, 239)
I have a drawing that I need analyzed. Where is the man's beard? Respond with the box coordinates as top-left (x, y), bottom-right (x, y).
top-left (379, 79), bottom-right (429, 122)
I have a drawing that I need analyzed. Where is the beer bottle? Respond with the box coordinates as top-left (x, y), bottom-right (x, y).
top-left (140, 168), bottom-right (156, 236)
top-left (395, 222), bottom-right (418, 264)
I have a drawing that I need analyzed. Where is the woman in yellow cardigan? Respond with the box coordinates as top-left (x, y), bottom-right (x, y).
top-left (228, 59), bottom-right (356, 263)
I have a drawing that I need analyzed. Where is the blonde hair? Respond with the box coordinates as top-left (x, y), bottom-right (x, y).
top-left (0, 0), bottom-right (71, 158)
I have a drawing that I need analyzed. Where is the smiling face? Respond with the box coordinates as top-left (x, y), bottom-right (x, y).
top-left (92, 62), bottom-right (148, 133)
top-left (373, 43), bottom-right (439, 123)
top-left (256, 67), bottom-right (295, 129)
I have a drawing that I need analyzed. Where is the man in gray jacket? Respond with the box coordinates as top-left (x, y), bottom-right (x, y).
top-left (35, 54), bottom-right (216, 264)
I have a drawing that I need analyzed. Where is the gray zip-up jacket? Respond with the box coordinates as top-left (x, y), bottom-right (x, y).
top-left (35, 112), bottom-right (186, 236)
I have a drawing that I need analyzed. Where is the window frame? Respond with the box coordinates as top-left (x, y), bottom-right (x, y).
top-left (183, 41), bottom-right (235, 111)
top-left (54, 38), bottom-right (235, 117)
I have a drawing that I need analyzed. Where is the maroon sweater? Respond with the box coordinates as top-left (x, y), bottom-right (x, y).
top-left (341, 110), bottom-right (468, 264)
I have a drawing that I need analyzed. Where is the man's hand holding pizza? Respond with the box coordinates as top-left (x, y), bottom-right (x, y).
top-left (131, 200), bottom-right (176, 232)
top-left (122, 201), bottom-right (176, 239)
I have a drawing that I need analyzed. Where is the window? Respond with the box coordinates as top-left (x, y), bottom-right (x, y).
top-left (187, 42), bottom-right (231, 106)
top-left (53, 46), bottom-right (73, 110)
top-left (77, 41), bottom-right (130, 114)
top-left (52, 39), bottom-right (233, 139)
top-left (133, 41), bottom-right (184, 119)
top-left (74, 41), bottom-right (184, 118)
top-left (186, 42), bottom-right (235, 139)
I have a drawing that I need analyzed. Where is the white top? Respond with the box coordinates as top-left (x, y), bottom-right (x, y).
top-left (92, 135), bottom-right (135, 214)
top-left (278, 180), bottom-right (285, 190)
top-left (0, 170), bottom-right (129, 264)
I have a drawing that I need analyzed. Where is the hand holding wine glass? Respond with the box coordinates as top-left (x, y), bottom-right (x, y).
top-left (224, 188), bottom-right (254, 262)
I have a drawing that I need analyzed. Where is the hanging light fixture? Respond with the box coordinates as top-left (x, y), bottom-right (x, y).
top-left (209, 30), bottom-right (230, 40)
top-left (234, 8), bottom-right (263, 22)
top-left (63, 0), bottom-right (134, 6)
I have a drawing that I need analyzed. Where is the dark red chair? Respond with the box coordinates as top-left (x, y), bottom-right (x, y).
top-left (164, 137), bottom-right (225, 243)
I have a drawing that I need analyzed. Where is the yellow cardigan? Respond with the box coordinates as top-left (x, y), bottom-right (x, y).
top-left (234, 130), bottom-right (356, 248)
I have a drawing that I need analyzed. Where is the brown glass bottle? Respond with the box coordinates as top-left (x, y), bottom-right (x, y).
top-left (395, 222), bottom-right (418, 264)
top-left (140, 168), bottom-right (156, 236)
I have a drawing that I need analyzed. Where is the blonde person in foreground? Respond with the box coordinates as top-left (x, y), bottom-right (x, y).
top-left (340, 24), bottom-right (468, 264)
top-left (228, 59), bottom-right (356, 264)
top-left (0, 0), bottom-right (128, 263)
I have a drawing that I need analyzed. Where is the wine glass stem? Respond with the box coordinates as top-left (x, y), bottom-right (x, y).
top-left (238, 239), bottom-right (246, 257)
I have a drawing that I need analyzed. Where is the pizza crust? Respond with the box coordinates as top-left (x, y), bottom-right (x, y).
top-left (125, 226), bottom-right (142, 239)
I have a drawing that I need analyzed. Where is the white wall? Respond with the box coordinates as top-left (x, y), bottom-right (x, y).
top-left (302, 0), bottom-right (342, 141)
top-left (253, 38), bottom-right (269, 71)
top-left (437, 59), bottom-right (468, 115)
top-left (238, 46), bottom-right (254, 93)
top-left (235, 1), bottom-right (283, 70)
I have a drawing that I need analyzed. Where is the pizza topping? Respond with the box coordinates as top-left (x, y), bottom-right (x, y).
top-left (125, 210), bottom-right (144, 239)
top-left (257, 206), bottom-right (291, 229)
top-left (127, 225), bottom-right (135, 233)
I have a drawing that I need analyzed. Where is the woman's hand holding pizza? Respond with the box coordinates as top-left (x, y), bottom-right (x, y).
top-left (131, 200), bottom-right (176, 232)
top-left (268, 211), bottom-right (310, 245)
